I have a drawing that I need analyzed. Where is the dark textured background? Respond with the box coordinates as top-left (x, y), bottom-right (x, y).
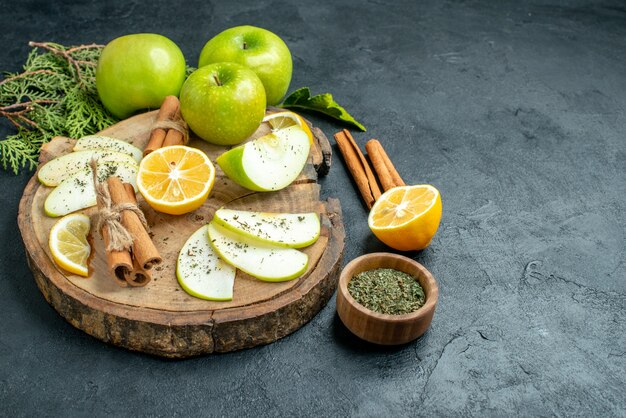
top-left (1, 1), bottom-right (625, 416)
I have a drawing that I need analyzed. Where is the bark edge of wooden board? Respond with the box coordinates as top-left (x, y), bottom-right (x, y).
top-left (18, 110), bottom-right (344, 358)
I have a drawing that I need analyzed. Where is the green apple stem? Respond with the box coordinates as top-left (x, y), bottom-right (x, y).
top-left (213, 74), bottom-right (222, 86)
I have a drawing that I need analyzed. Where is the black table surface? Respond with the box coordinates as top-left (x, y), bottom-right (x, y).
top-left (1, 1), bottom-right (625, 416)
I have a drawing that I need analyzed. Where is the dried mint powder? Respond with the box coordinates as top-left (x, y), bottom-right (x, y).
top-left (348, 268), bottom-right (425, 315)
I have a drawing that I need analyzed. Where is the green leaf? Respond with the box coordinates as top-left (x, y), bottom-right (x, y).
top-left (280, 87), bottom-right (366, 131)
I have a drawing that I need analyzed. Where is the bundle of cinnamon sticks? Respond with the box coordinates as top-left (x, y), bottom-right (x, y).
top-left (334, 129), bottom-right (405, 209)
top-left (96, 175), bottom-right (162, 287)
top-left (144, 95), bottom-right (188, 155)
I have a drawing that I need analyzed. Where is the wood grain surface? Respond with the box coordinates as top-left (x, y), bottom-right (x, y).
top-left (18, 110), bottom-right (344, 358)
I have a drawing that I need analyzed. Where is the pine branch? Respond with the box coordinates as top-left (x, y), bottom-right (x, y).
top-left (0, 41), bottom-right (118, 174)
top-left (0, 134), bottom-right (39, 174)
top-left (28, 41), bottom-right (104, 86)
top-left (0, 69), bottom-right (57, 86)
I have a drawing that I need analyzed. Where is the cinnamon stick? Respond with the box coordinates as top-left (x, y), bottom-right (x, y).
top-left (89, 159), bottom-right (133, 287)
top-left (342, 130), bottom-right (382, 201)
top-left (144, 96), bottom-right (180, 156)
top-left (334, 130), bottom-right (381, 209)
top-left (92, 165), bottom-right (131, 287)
top-left (123, 182), bottom-right (137, 203)
top-left (107, 177), bottom-right (162, 270)
top-left (101, 226), bottom-right (131, 287)
top-left (365, 139), bottom-right (405, 191)
top-left (162, 126), bottom-right (185, 147)
top-left (120, 182), bottom-right (153, 286)
top-left (125, 258), bottom-right (152, 287)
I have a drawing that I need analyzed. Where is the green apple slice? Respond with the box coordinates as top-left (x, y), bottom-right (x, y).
top-left (38, 149), bottom-right (138, 187)
top-left (216, 125), bottom-right (310, 191)
top-left (73, 135), bottom-right (143, 163)
top-left (44, 161), bottom-right (138, 217)
top-left (177, 225), bottom-right (236, 301)
top-left (213, 208), bottom-right (320, 248)
top-left (208, 221), bottom-right (308, 282)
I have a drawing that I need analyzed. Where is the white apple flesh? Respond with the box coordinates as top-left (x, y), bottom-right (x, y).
top-left (73, 135), bottom-right (143, 163)
top-left (207, 221), bottom-right (308, 282)
top-left (177, 225), bottom-right (236, 301)
top-left (38, 149), bottom-right (138, 187)
top-left (216, 125), bottom-right (310, 191)
top-left (44, 162), bottom-right (138, 217)
top-left (213, 208), bottom-right (320, 248)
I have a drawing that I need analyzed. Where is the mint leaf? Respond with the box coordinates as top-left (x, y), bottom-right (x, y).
top-left (280, 87), bottom-right (366, 131)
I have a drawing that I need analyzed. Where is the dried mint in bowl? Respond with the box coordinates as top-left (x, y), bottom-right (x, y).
top-left (348, 268), bottom-right (425, 315)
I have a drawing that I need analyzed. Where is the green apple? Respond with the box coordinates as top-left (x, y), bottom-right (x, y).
top-left (179, 62), bottom-right (266, 145)
top-left (73, 135), bottom-right (143, 163)
top-left (198, 25), bottom-right (292, 106)
top-left (214, 208), bottom-right (320, 248)
top-left (216, 125), bottom-right (310, 191)
top-left (177, 225), bottom-right (236, 301)
top-left (207, 221), bottom-right (308, 282)
top-left (44, 161), bottom-right (138, 217)
top-left (38, 149), bottom-right (137, 187)
top-left (96, 33), bottom-right (186, 119)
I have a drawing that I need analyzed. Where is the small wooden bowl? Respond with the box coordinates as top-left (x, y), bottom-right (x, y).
top-left (336, 252), bottom-right (439, 345)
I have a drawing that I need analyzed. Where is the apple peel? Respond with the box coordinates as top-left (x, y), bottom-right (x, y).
top-left (214, 208), bottom-right (320, 248)
top-left (38, 149), bottom-right (137, 187)
top-left (208, 221), bottom-right (308, 282)
top-left (44, 161), bottom-right (138, 217)
top-left (217, 125), bottom-right (310, 191)
top-left (177, 225), bottom-right (236, 301)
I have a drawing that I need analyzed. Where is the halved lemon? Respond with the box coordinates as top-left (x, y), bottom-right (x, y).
top-left (368, 185), bottom-right (442, 251)
top-left (48, 213), bottom-right (91, 277)
top-left (137, 145), bottom-right (215, 215)
top-left (263, 111), bottom-right (313, 144)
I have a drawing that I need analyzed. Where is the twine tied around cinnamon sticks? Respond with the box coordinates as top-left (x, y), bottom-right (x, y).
top-left (144, 95), bottom-right (189, 156)
top-left (90, 159), bottom-right (161, 287)
top-left (333, 129), bottom-right (406, 209)
top-left (91, 161), bottom-right (149, 252)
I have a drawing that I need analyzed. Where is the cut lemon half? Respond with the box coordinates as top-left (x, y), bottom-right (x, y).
top-left (49, 213), bottom-right (91, 277)
top-left (368, 185), bottom-right (442, 251)
top-left (137, 145), bottom-right (215, 215)
top-left (263, 111), bottom-right (313, 144)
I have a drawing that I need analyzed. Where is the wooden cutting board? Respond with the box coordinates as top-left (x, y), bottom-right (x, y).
top-left (18, 110), bottom-right (345, 358)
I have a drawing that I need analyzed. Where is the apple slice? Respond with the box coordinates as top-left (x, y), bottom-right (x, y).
top-left (177, 225), bottom-right (236, 301)
top-left (38, 149), bottom-right (138, 187)
top-left (44, 161), bottom-right (138, 217)
top-left (216, 125), bottom-right (310, 191)
top-left (73, 135), bottom-right (143, 163)
top-left (208, 221), bottom-right (308, 282)
top-left (213, 208), bottom-right (320, 248)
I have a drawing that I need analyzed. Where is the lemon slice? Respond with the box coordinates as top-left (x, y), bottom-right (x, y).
top-left (48, 213), bottom-right (91, 277)
top-left (263, 111), bottom-right (313, 144)
top-left (137, 145), bottom-right (216, 215)
top-left (368, 185), bottom-right (442, 251)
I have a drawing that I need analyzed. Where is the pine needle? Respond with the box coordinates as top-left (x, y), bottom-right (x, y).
top-left (0, 41), bottom-right (119, 174)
